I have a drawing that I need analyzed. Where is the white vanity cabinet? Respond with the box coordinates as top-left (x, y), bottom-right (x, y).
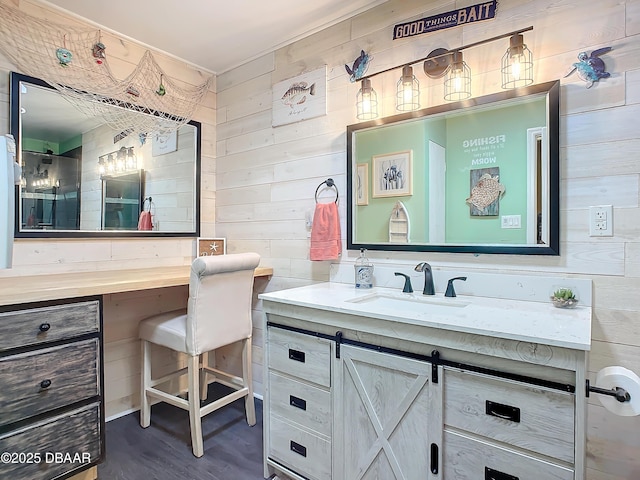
top-left (261, 282), bottom-right (590, 480)
top-left (264, 326), bottom-right (333, 480)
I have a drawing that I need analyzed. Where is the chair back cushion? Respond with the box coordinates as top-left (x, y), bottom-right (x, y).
top-left (186, 252), bottom-right (260, 355)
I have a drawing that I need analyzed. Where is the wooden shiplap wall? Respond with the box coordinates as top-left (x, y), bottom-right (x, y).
top-left (215, 1), bottom-right (640, 479)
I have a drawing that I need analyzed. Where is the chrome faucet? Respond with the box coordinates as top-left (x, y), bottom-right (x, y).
top-left (414, 262), bottom-right (435, 295)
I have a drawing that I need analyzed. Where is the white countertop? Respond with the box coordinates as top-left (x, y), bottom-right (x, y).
top-left (259, 282), bottom-right (592, 351)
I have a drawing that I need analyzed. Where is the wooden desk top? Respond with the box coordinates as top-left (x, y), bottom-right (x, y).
top-left (0, 265), bottom-right (273, 306)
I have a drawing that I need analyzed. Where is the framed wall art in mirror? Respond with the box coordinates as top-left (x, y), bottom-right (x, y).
top-left (347, 80), bottom-right (559, 255)
top-left (10, 72), bottom-right (201, 238)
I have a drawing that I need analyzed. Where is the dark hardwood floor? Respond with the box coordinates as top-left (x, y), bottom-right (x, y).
top-left (98, 385), bottom-right (266, 480)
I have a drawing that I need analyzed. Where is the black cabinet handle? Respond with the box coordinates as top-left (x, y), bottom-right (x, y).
top-left (39, 323), bottom-right (51, 332)
top-left (486, 400), bottom-right (520, 423)
top-left (288, 349), bottom-right (306, 363)
top-left (430, 443), bottom-right (438, 474)
top-left (485, 467), bottom-right (519, 480)
top-left (290, 441), bottom-right (307, 457)
top-left (289, 395), bottom-right (307, 411)
top-left (40, 379), bottom-right (52, 389)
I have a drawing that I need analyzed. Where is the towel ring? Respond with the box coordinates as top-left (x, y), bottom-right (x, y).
top-left (143, 196), bottom-right (154, 213)
top-left (315, 178), bottom-right (338, 204)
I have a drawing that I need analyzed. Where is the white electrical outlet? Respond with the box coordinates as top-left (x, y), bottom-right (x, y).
top-left (501, 214), bottom-right (521, 229)
top-left (589, 205), bottom-right (613, 236)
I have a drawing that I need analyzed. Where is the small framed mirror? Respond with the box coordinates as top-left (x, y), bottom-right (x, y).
top-left (347, 80), bottom-right (559, 255)
top-left (10, 72), bottom-right (201, 238)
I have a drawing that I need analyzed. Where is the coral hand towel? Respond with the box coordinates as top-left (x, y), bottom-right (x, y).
top-left (137, 211), bottom-right (153, 231)
top-left (310, 202), bottom-right (341, 261)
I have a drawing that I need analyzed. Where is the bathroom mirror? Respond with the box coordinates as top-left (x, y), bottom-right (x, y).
top-left (347, 80), bottom-right (559, 255)
top-left (10, 72), bottom-right (201, 238)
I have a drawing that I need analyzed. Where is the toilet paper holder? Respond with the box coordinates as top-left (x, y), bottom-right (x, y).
top-left (586, 379), bottom-right (631, 403)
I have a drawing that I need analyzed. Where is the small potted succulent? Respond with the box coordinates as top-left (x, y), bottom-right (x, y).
top-left (550, 287), bottom-right (579, 308)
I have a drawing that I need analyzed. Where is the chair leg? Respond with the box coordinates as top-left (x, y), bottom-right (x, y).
top-left (140, 340), bottom-right (151, 428)
top-left (200, 351), bottom-right (209, 401)
top-left (243, 337), bottom-right (256, 426)
top-left (187, 354), bottom-right (204, 457)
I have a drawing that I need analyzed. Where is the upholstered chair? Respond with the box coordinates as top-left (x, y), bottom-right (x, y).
top-left (139, 252), bottom-right (260, 457)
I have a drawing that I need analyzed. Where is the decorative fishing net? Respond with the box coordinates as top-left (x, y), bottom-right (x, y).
top-left (0, 1), bottom-right (213, 136)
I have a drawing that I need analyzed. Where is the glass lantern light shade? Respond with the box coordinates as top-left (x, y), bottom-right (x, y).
top-left (501, 34), bottom-right (533, 89)
top-left (125, 147), bottom-right (137, 170)
top-left (97, 156), bottom-right (106, 176)
top-left (444, 51), bottom-right (471, 101)
top-left (396, 65), bottom-right (420, 111)
top-left (356, 78), bottom-right (379, 120)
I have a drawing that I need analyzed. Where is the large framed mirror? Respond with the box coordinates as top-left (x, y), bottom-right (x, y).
top-left (10, 72), bottom-right (201, 238)
top-left (347, 80), bottom-right (559, 255)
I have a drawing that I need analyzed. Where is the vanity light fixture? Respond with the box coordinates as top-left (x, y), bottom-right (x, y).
top-left (355, 26), bottom-right (533, 119)
top-left (443, 51), bottom-right (471, 101)
top-left (501, 33), bottom-right (534, 88)
top-left (356, 78), bottom-right (379, 120)
top-left (98, 146), bottom-right (139, 178)
top-left (396, 65), bottom-right (420, 111)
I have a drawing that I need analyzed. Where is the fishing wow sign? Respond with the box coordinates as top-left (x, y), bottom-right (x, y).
top-left (393, 1), bottom-right (497, 40)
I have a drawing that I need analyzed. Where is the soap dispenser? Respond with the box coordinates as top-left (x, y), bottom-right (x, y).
top-left (354, 248), bottom-right (374, 289)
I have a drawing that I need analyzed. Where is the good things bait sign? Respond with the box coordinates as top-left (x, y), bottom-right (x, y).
top-left (393, 1), bottom-right (497, 40)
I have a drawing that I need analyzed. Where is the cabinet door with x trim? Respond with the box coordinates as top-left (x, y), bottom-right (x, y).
top-left (333, 344), bottom-right (439, 480)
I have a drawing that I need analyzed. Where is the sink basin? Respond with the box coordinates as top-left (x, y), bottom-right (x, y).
top-left (345, 292), bottom-right (469, 315)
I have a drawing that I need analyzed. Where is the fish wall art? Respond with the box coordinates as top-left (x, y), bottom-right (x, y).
top-left (272, 66), bottom-right (327, 127)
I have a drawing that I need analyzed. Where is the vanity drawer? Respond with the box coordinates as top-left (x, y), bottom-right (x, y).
top-left (443, 430), bottom-right (574, 480)
top-left (269, 371), bottom-right (331, 437)
top-left (0, 301), bottom-right (100, 352)
top-left (269, 415), bottom-right (331, 480)
top-left (0, 402), bottom-right (101, 480)
top-left (0, 338), bottom-right (99, 426)
top-left (268, 327), bottom-right (331, 388)
top-left (443, 368), bottom-right (575, 463)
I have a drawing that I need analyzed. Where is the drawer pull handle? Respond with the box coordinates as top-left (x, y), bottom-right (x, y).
top-left (290, 395), bottom-right (307, 411)
top-left (430, 443), bottom-right (438, 474)
top-left (486, 400), bottom-right (520, 423)
top-left (485, 467), bottom-right (519, 480)
top-left (288, 349), bottom-right (306, 363)
top-left (39, 323), bottom-right (51, 332)
top-left (40, 379), bottom-right (52, 389)
top-left (290, 441), bottom-right (307, 457)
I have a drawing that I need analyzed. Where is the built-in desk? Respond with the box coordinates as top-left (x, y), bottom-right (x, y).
top-left (0, 265), bottom-right (273, 306)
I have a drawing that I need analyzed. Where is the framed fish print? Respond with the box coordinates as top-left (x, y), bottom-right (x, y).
top-left (372, 150), bottom-right (413, 198)
top-left (272, 66), bottom-right (327, 127)
top-left (152, 129), bottom-right (178, 156)
top-left (356, 163), bottom-right (369, 205)
top-left (196, 237), bottom-right (226, 257)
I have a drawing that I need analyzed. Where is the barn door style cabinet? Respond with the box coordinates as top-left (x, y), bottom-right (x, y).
top-left (261, 281), bottom-right (591, 480)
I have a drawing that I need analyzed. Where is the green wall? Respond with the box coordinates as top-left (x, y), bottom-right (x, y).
top-left (354, 120), bottom-right (427, 243)
top-left (444, 98), bottom-right (546, 244)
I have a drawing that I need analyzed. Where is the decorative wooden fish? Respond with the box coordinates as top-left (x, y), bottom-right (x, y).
top-left (281, 82), bottom-right (316, 107)
top-left (466, 173), bottom-right (505, 214)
